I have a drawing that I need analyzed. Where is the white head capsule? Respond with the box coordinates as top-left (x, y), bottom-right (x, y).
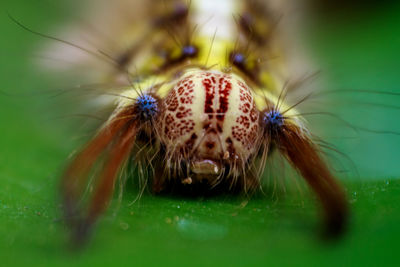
top-left (158, 69), bottom-right (261, 183)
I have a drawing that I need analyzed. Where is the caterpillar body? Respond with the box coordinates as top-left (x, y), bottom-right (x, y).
top-left (38, 0), bottom-right (348, 244)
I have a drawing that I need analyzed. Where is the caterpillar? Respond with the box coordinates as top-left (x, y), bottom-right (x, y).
top-left (25, 0), bottom-right (353, 244)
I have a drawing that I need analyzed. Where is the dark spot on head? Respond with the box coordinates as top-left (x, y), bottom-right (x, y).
top-left (185, 133), bottom-right (198, 150)
top-left (203, 123), bottom-right (211, 130)
top-left (208, 128), bottom-right (217, 134)
top-left (205, 142), bottom-right (215, 149)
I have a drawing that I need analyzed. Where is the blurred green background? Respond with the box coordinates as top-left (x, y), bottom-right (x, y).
top-left (1, 0), bottom-right (400, 266)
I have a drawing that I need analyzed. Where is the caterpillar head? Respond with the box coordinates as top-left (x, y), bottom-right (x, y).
top-left (156, 70), bottom-right (263, 189)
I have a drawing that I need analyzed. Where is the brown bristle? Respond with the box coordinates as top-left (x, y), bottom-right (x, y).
top-left (276, 124), bottom-right (349, 237)
top-left (61, 107), bottom-right (138, 244)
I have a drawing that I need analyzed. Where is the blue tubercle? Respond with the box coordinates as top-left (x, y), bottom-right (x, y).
top-left (232, 53), bottom-right (245, 64)
top-left (263, 110), bottom-right (284, 129)
top-left (136, 94), bottom-right (158, 119)
top-left (182, 45), bottom-right (197, 57)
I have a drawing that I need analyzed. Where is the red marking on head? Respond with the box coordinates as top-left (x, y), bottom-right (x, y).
top-left (176, 108), bottom-right (192, 119)
top-left (203, 77), bottom-right (215, 117)
top-left (231, 80), bottom-right (260, 150)
top-left (250, 107), bottom-right (258, 122)
top-left (161, 71), bottom-right (260, 161)
top-left (166, 90), bottom-right (179, 112)
top-left (201, 73), bottom-right (233, 127)
top-left (162, 74), bottom-right (197, 142)
top-left (216, 77), bottom-right (232, 121)
top-left (237, 115), bottom-right (250, 128)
